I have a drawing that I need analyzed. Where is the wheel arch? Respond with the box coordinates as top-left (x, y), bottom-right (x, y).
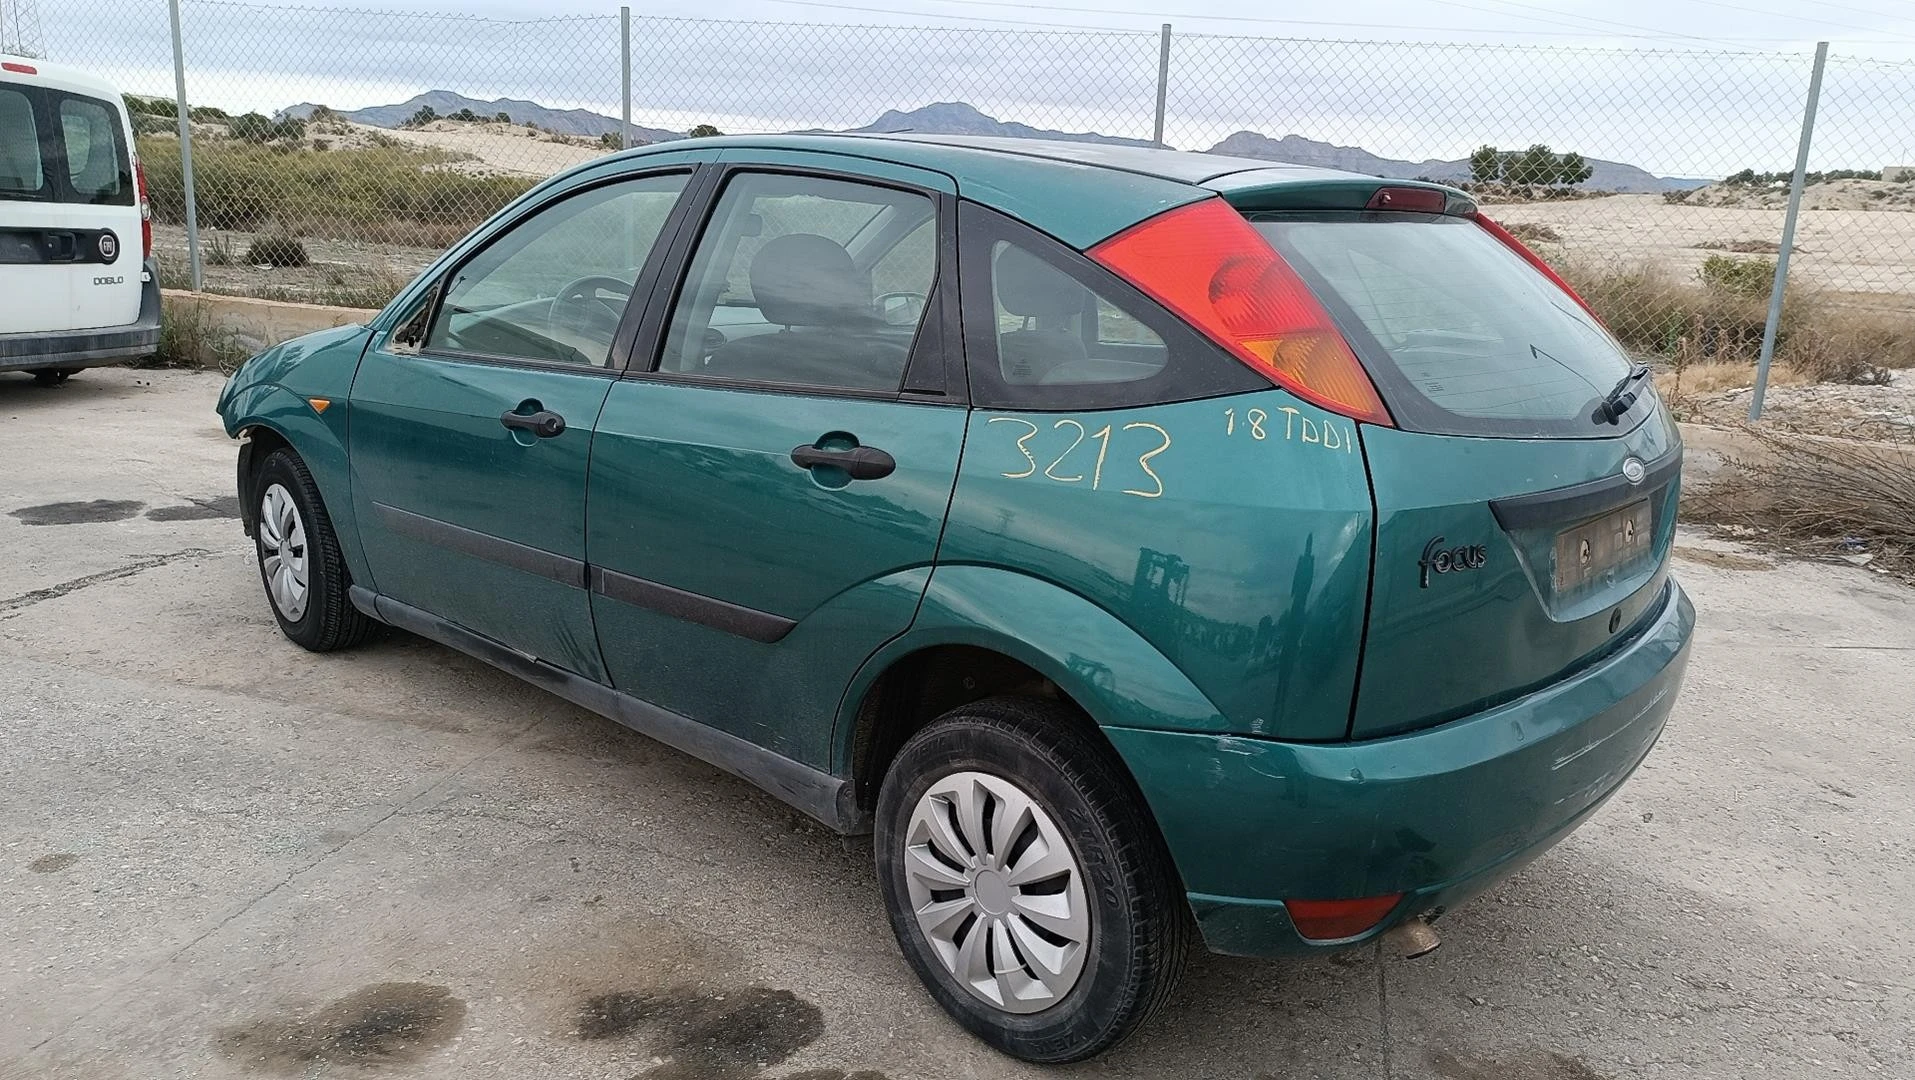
top-left (226, 382), bottom-right (372, 588)
top-left (836, 565), bottom-right (1227, 832)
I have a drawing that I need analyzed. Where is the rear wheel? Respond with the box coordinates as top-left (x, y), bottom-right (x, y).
top-left (874, 697), bottom-right (1191, 1063)
top-left (252, 448), bottom-right (373, 652)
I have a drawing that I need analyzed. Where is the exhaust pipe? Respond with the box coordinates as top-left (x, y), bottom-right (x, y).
top-left (1383, 917), bottom-right (1441, 959)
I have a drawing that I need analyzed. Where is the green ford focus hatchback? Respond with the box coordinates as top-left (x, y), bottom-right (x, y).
top-left (216, 134), bottom-right (1693, 1062)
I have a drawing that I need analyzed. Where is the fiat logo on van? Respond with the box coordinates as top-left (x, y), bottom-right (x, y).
top-left (97, 231), bottom-right (119, 261)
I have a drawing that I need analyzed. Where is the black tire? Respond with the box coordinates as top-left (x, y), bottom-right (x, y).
top-left (251, 447), bottom-right (373, 652)
top-left (874, 696), bottom-right (1192, 1063)
top-left (31, 369), bottom-right (70, 386)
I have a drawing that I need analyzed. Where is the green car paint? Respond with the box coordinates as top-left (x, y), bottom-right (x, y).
top-left (586, 381), bottom-right (968, 764)
top-left (216, 134), bottom-right (1694, 961)
top-left (933, 390), bottom-right (1372, 742)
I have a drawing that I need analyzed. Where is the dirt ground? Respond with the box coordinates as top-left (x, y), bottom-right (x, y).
top-left (2, 367), bottom-right (1912, 1079)
top-left (1492, 193), bottom-right (1915, 300)
top-left (1673, 368), bottom-right (1915, 442)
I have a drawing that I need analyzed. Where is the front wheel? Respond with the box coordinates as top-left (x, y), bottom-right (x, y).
top-left (874, 697), bottom-right (1192, 1063)
top-left (251, 448), bottom-right (373, 652)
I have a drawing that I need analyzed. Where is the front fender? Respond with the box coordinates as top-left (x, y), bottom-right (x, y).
top-left (221, 380), bottom-right (373, 591)
top-left (833, 564), bottom-right (1228, 773)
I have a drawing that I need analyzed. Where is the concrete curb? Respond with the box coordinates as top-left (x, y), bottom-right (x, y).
top-left (160, 290), bottom-right (379, 359)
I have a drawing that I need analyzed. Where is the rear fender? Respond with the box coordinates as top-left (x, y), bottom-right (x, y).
top-left (832, 564), bottom-right (1228, 774)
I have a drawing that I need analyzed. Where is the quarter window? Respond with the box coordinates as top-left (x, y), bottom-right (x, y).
top-left (988, 239), bottom-right (1167, 387)
top-left (658, 172), bottom-right (938, 393)
top-left (426, 173), bottom-right (688, 366)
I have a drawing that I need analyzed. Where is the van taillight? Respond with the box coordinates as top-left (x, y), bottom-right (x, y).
top-left (136, 161), bottom-right (152, 259)
top-left (1473, 212), bottom-right (1602, 323)
top-left (1089, 198), bottom-right (1393, 427)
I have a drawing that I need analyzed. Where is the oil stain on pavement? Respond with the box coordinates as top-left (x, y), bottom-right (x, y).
top-left (214, 981), bottom-right (466, 1072)
top-left (575, 985), bottom-right (867, 1080)
top-left (27, 853), bottom-right (78, 873)
top-left (1429, 1049), bottom-right (1611, 1080)
top-left (146, 496), bottom-right (241, 521)
top-left (10, 500), bottom-right (146, 525)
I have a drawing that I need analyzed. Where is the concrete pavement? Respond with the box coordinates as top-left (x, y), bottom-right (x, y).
top-left (2, 367), bottom-right (1910, 1079)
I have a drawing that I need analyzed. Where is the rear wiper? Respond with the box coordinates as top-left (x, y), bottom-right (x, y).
top-left (1595, 363), bottom-right (1651, 424)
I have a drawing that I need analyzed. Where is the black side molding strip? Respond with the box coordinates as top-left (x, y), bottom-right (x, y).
top-left (372, 502), bottom-right (587, 589)
top-left (356, 587), bottom-right (863, 834)
top-left (590, 565), bottom-right (796, 644)
top-left (1489, 448), bottom-right (1683, 531)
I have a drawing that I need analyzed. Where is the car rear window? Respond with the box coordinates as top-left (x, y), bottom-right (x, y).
top-left (0, 85), bottom-right (132, 205)
top-left (1252, 214), bottom-right (1636, 438)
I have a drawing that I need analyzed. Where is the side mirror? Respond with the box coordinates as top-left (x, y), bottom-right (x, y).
top-left (387, 285), bottom-right (437, 356)
top-left (876, 291), bottom-right (924, 327)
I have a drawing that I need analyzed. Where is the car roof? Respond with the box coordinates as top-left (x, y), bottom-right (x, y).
top-left (617, 132), bottom-right (1391, 247)
top-left (0, 53), bottom-right (128, 104)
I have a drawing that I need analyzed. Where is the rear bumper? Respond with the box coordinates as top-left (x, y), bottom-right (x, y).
top-left (0, 261), bottom-right (161, 372)
top-left (1106, 576), bottom-right (1694, 957)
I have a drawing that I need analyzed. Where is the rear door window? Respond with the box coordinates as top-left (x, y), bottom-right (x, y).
top-left (0, 86), bottom-right (131, 205)
top-left (0, 86), bottom-right (46, 199)
top-left (57, 96), bottom-right (130, 204)
top-left (1253, 214), bottom-right (1636, 438)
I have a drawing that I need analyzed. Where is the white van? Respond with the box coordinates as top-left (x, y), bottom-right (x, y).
top-left (1, 54), bottom-right (160, 385)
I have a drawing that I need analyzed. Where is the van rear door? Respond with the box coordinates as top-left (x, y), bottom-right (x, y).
top-left (0, 66), bottom-right (143, 335)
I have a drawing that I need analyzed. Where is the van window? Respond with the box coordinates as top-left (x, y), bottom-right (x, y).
top-left (0, 86), bottom-right (131, 205)
top-left (0, 87), bottom-right (45, 198)
top-left (59, 97), bottom-right (128, 203)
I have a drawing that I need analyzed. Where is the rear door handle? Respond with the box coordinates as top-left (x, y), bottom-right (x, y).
top-left (790, 443), bottom-right (895, 480)
top-left (500, 409), bottom-right (566, 438)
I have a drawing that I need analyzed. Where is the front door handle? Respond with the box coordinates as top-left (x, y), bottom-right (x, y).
top-left (500, 408), bottom-right (566, 438)
top-left (790, 443), bottom-right (896, 480)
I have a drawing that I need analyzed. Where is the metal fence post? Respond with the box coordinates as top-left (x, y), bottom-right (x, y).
top-left (1152, 23), bottom-right (1172, 147)
top-left (1750, 40), bottom-right (1828, 422)
top-left (620, 5), bottom-right (632, 149)
top-left (166, 0), bottom-right (203, 291)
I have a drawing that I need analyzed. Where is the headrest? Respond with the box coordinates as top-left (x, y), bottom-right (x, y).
top-left (749, 233), bottom-right (868, 328)
top-left (995, 244), bottom-right (1088, 319)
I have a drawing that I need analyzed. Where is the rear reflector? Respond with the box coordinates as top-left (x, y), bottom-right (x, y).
top-left (1366, 186), bottom-right (1447, 213)
top-left (1286, 894), bottom-right (1403, 940)
top-left (1, 61), bottom-right (37, 74)
top-left (1090, 198), bottom-right (1393, 426)
top-left (135, 161), bottom-right (153, 259)
top-left (1473, 212), bottom-right (1603, 323)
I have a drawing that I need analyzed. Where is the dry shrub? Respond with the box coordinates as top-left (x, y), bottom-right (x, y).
top-left (1691, 426), bottom-right (1915, 576)
top-left (1504, 221), bottom-right (1562, 244)
top-left (1562, 257), bottom-right (1914, 386)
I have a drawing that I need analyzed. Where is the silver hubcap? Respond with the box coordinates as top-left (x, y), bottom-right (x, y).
top-left (258, 483), bottom-right (309, 622)
top-left (903, 771), bottom-right (1090, 1014)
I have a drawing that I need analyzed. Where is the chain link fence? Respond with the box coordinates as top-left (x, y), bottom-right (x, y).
top-left (29, 0), bottom-right (1915, 403)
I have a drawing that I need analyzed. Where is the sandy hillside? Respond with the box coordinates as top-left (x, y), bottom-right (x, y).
top-left (320, 120), bottom-right (611, 178)
top-left (1677, 177), bottom-right (1915, 211)
top-left (1493, 193), bottom-right (1915, 300)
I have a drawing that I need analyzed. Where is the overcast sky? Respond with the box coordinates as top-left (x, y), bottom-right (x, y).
top-left (31, 0), bottom-right (1915, 178)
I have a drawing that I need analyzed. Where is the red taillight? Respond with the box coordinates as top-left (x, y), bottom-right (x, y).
top-left (1286, 894), bottom-right (1403, 940)
top-left (1473, 212), bottom-right (1601, 323)
top-left (1, 61), bottom-right (37, 75)
top-left (1090, 198), bottom-right (1393, 427)
top-left (136, 161), bottom-right (152, 259)
top-left (1366, 186), bottom-right (1447, 213)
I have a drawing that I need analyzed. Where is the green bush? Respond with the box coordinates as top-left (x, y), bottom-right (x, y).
top-left (1698, 254), bottom-right (1776, 298)
top-left (245, 235), bottom-right (308, 267)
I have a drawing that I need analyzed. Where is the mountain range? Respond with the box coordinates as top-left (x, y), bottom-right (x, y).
top-left (279, 93), bottom-right (1709, 191)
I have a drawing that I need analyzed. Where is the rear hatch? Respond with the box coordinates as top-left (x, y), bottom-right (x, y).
top-left (1, 63), bottom-right (144, 335)
top-left (1246, 201), bottom-right (1680, 739)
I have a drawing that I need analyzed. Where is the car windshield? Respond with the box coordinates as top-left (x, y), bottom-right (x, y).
top-left (1252, 213), bottom-right (1637, 438)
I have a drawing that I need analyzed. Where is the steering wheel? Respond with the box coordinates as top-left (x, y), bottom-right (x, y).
top-left (548, 275), bottom-right (634, 341)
